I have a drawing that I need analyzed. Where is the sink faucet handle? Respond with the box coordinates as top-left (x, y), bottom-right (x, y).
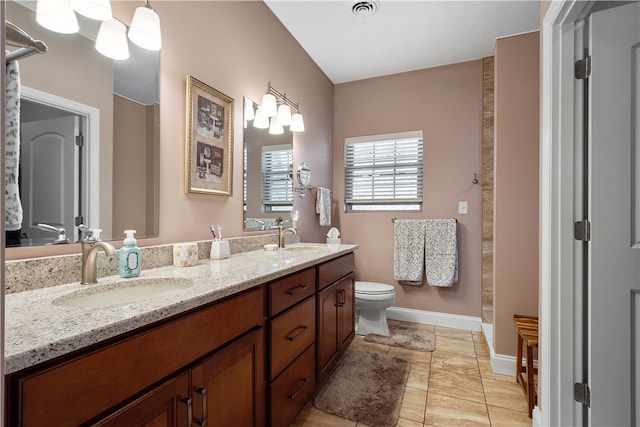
top-left (78, 224), bottom-right (95, 242)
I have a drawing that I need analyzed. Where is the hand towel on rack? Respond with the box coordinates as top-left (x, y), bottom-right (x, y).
top-left (315, 187), bottom-right (331, 226)
top-left (424, 219), bottom-right (458, 287)
top-left (5, 59), bottom-right (22, 231)
top-left (393, 219), bottom-right (427, 285)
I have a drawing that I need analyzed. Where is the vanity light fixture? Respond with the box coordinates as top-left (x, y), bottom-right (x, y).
top-left (243, 97), bottom-right (255, 121)
top-left (269, 117), bottom-right (284, 135)
top-left (253, 82), bottom-right (305, 133)
top-left (128, 0), bottom-right (162, 51)
top-left (71, 0), bottom-right (112, 21)
top-left (95, 18), bottom-right (129, 60)
top-left (35, 0), bottom-right (162, 58)
top-left (36, 0), bottom-right (79, 34)
top-left (253, 106), bottom-right (270, 129)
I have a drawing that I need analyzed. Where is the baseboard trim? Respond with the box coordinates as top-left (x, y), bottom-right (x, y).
top-left (532, 406), bottom-right (542, 427)
top-left (387, 306), bottom-right (482, 331)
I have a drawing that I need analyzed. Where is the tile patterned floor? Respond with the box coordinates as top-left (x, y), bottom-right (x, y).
top-left (291, 320), bottom-right (531, 427)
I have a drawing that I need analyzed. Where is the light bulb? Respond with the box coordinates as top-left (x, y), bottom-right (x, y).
top-left (128, 3), bottom-right (162, 51)
top-left (253, 106), bottom-right (269, 129)
top-left (269, 117), bottom-right (284, 135)
top-left (71, 0), bottom-right (112, 21)
top-left (95, 19), bottom-right (130, 60)
top-left (36, 0), bottom-right (79, 34)
top-left (276, 104), bottom-right (292, 127)
top-left (261, 93), bottom-right (277, 117)
top-left (290, 113), bottom-right (305, 132)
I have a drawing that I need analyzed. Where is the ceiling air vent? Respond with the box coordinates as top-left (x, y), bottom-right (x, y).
top-left (351, 0), bottom-right (380, 18)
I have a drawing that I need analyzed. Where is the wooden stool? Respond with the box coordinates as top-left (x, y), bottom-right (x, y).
top-left (513, 314), bottom-right (538, 417)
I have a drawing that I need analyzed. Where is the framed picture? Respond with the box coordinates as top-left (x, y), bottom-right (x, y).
top-left (185, 75), bottom-right (234, 196)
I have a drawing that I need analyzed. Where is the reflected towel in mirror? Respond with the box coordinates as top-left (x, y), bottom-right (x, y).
top-left (5, 58), bottom-right (22, 231)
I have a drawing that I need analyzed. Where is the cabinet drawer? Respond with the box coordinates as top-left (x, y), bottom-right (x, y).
top-left (269, 268), bottom-right (316, 316)
top-left (270, 296), bottom-right (315, 379)
top-left (318, 252), bottom-right (354, 290)
top-left (11, 287), bottom-right (264, 427)
top-left (269, 344), bottom-right (316, 427)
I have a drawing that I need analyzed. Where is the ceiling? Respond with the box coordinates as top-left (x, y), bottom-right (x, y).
top-left (264, 1), bottom-right (540, 84)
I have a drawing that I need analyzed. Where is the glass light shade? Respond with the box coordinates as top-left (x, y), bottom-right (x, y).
top-left (261, 93), bottom-right (277, 117)
top-left (36, 0), bottom-right (79, 34)
top-left (269, 117), bottom-right (284, 135)
top-left (128, 4), bottom-right (162, 51)
top-left (243, 98), bottom-right (255, 121)
top-left (290, 113), bottom-right (305, 132)
top-left (276, 104), bottom-right (292, 127)
top-left (71, 0), bottom-right (112, 21)
top-left (253, 107), bottom-right (269, 129)
top-left (95, 19), bottom-right (130, 60)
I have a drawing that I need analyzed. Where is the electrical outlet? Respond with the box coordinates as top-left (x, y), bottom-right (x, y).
top-left (458, 201), bottom-right (468, 215)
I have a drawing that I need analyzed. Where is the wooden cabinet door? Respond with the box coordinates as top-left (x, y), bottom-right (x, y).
top-left (191, 328), bottom-right (265, 427)
top-left (339, 274), bottom-right (355, 349)
top-left (92, 372), bottom-right (189, 427)
top-left (316, 281), bottom-right (339, 383)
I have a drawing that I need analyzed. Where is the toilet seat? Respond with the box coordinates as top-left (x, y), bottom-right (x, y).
top-left (355, 281), bottom-right (395, 295)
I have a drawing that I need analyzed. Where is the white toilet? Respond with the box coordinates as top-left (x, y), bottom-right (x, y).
top-left (355, 281), bottom-right (396, 336)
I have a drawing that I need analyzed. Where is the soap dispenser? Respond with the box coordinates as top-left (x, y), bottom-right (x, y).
top-left (119, 230), bottom-right (141, 278)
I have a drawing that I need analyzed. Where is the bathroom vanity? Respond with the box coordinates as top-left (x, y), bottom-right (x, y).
top-left (3, 244), bottom-right (356, 427)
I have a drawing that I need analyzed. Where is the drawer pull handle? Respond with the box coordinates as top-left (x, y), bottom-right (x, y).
top-left (287, 284), bottom-right (308, 296)
top-left (288, 377), bottom-right (309, 400)
top-left (195, 387), bottom-right (207, 426)
top-left (337, 289), bottom-right (346, 306)
top-left (180, 397), bottom-right (193, 426)
top-left (287, 325), bottom-right (309, 341)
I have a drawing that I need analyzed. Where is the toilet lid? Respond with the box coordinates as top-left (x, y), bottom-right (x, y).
top-left (355, 281), bottom-right (395, 295)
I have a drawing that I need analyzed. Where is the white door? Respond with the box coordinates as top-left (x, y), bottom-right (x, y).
top-left (21, 116), bottom-right (78, 242)
top-left (587, 2), bottom-right (640, 425)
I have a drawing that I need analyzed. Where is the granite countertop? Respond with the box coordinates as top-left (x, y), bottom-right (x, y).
top-left (4, 243), bottom-right (357, 374)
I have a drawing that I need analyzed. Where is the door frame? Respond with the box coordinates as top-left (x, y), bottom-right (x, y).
top-left (21, 86), bottom-right (101, 235)
top-left (541, 1), bottom-right (597, 425)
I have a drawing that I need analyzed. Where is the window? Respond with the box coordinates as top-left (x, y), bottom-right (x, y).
top-left (344, 131), bottom-right (423, 211)
top-left (261, 145), bottom-right (293, 212)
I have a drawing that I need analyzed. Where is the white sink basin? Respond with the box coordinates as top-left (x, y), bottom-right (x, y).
top-left (53, 277), bottom-right (194, 308)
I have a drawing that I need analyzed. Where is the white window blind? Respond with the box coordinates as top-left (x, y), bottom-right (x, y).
top-left (345, 131), bottom-right (423, 211)
top-left (262, 145), bottom-right (293, 212)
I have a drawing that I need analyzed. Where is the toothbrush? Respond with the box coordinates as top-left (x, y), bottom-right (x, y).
top-left (217, 224), bottom-right (223, 241)
top-left (210, 225), bottom-right (217, 240)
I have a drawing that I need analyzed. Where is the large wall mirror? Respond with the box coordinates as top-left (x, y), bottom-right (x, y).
top-left (5, 0), bottom-right (160, 247)
top-left (243, 97), bottom-right (294, 232)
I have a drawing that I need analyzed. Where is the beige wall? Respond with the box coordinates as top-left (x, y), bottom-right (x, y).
top-left (7, 1), bottom-right (332, 259)
top-left (493, 32), bottom-right (540, 355)
top-left (333, 61), bottom-right (484, 317)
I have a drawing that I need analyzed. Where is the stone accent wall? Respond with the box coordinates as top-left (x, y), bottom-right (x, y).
top-left (482, 56), bottom-right (495, 324)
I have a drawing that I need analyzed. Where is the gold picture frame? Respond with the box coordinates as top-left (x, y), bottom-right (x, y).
top-left (185, 75), bottom-right (234, 196)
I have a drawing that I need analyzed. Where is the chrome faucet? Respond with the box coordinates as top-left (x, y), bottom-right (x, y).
top-left (79, 225), bottom-right (117, 285)
top-left (276, 217), bottom-right (297, 248)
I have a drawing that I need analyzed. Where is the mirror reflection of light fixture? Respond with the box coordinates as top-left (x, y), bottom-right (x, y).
top-left (269, 117), bottom-right (284, 135)
top-left (243, 97), bottom-right (255, 121)
top-left (95, 19), bottom-right (129, 60)
top-left (253, 106), bottom-right (270, 129)
top-left (276, 103), bottom-right (292, 127)
top-left (71, 0), bottom-right (112, 21)
top-left (36, 0), bottom-right (162, 59)
top-left (36, 0), bottom-right (79, 34)
top-left (128, 0), bottom-right (162, 51)
top-left (251, 82), bottom-right (305, 133)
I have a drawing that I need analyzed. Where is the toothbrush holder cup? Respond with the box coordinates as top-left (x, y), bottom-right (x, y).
top-left (210, 240), bottom-right (230, 260)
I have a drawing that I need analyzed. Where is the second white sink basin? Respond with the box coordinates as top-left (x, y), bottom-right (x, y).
top-left (53, 277), bottom-right (194, 308)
